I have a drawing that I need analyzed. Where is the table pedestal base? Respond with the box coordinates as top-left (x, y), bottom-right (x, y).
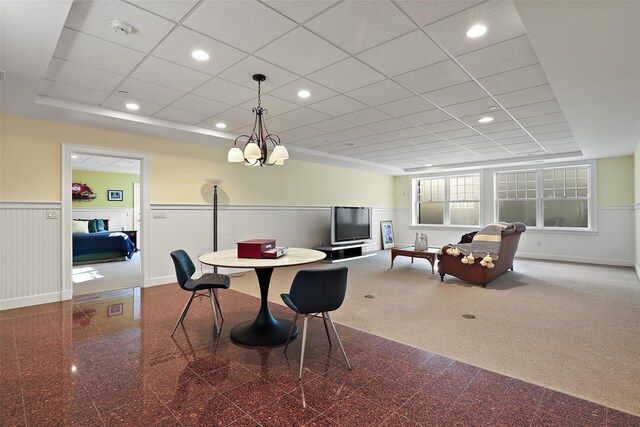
top-left (230, 318), bottom-right (298, 347)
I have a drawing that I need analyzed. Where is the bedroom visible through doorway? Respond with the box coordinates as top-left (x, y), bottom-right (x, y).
top-left (71, 153), bottom-right (141, 296)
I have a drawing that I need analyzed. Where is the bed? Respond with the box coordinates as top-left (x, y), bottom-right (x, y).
top-left (72, 219), bottom-right (135, 264)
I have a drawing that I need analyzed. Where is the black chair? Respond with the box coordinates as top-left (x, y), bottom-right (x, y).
top-left (281, 267), bottom-right (352, 379)
top-left (170, 250), bottom-right (230, 336)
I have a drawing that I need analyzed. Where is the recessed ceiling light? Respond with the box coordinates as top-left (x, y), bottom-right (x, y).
top-left (466, 24), bottom-right (487, 38)
top-left (118, 90), bottom-right (129, 95)
top-left (488, 106), bottom-right (498, 110)
top-left (478, 116), bottom-right (493, 123)
top-left (297, 90), bottom-right (311, 98)
top-left (345, 143), bottom-right (354, 146)
top-left (215, 122), bottom-right (226, 129)
top-left (125, 103), bottom-right (139, 111)
top-left (191, 50), bottom-right (210, 61)
top-left (425, 164), bottom-right (433, 167)
top-left (71, 155), bottom-right (78, 159)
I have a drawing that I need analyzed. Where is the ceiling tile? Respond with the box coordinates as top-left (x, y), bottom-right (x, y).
top-left (401, 108), bottom-right (452, 126)
top-left (153, 107), bottom-right (208, 125)
top-left (395, 0), bottom-right (484, 27)
top-left (395, 60), bottom-right (470, 94)
top-left (436, 128), bottom-right (478, 139)
top-left (365, 118), bottom-right (412, 133)
top-left (518, 112), bottom-right (567, 127)
top-left (213, 107), bottom-right (253, 124)
top-left (280, 126), bottom-right (327, 140)
top-left (423, 81), bottom-right (488, 107)
top-left (451, 135), bottom-right (493, 145)
top-left (356, 30), bottom-right (447, 77)
top-left (308, 118), bottom-right (356, 133)
top-left (460, 110), bottom-right (511, 127)
top-left (346, 79), bottom-right (414, 106)
top-left (254, 27), bottom-right (348, 76)
top-left (127, 0), bottom-right (199, 22)
top-left (101, 94), bottom-right (163, 115)
top-left (376, 96), bottom-right (435, 117)
top-left (117, 78), bottom-right (185, 105)
top-left (305, 1), bottom-right (416, 54)
top-left (442, 97), bottom-right (499, 118)
top-left (266, 78), bottom-right (338, 106)
top-left (262, 1), bottom-right (339, 23)
top-left (131, 56), bottom-right (211, 92)
top-left (219, 56), bottom-right (298, 90)
top-left (318, 126), bottom-right (377, 144)
top-left (153, 27), bottom-right (247, 76)
top-left (457, 35), bottom-right (539, 79)
top-left (533, 130), bottom-right (574, 141)
top-left (239, 94), bottom-right (299, 115)
top-left (54, 28), bottom-right (145, 76)
top-left (64, 0), bottom-right (175, 52)
top-left (384, 127), bottom-right (430, 139)
top-left (40, 80), bottom-right (108, 105)
top-left (257, 116), bottom-right (300, 133)
top-left (495, 84), bottom-right (556, 109)
top-left (307, 58), bottom-right (385, 93)
top-left (421, 119), bottom-right (466, 134)
top-left (193, 77), bottom-right (257, 105)
top-left (341, 108), bottom-right (393, 126)
top-left (424, 0), bottom-right (526, 57)
top-left (510, 100), bottom-right (562, 119)
top-left (495, 136), bottom-right (535, 145)
top-left (170, 94), bottom-right (231, 116)
top-left (308, 95), bottom-right (368, 116)
top-left (484, 129), bottom-right (528, 141)
top-left (526, 122), bottom-right (571, 134)
top-left (478, 63), bottom-right (548, 95)
top-left (470, 119), bottom-right (520, 134)
top-left (182, 1), bottom-right (296, 52)
top-left (276, 107), bottom-right (331, 125)
top-left (45, 58), bottom-right (123, 92)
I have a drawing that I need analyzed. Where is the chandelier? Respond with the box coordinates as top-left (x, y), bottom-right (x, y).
top-left (227, 74), bottom-right (289, 166)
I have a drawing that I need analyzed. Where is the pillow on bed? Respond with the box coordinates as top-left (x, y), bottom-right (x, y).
top-left (87, 219), bottom-right (97, 233)
top-left (95, 219), bottom-right (105, 232)
top-left (72, 220), bottom-right (89, 234)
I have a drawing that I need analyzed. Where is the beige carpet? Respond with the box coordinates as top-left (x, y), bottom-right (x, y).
top-left (72, 252), bottom-right (141, 296)
top-left (226, 252), bottom-right (640, 416)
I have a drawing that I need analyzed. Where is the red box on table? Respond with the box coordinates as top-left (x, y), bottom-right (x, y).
top-left (237, 239), bottom-right (276, 259)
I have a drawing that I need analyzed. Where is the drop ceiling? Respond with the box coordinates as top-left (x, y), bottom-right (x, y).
top-left (72, 154), bottom-right (140, 174)
top-left (1, 0), bottom-right (639, 175)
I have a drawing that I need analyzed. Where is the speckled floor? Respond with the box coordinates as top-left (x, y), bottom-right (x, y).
top-left (1, 283), bottom-right (638, 426)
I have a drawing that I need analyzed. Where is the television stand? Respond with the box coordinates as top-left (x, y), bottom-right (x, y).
top-left (315, 243), bottom-right (377, 263)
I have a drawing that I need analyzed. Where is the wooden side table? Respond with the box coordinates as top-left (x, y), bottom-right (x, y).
top-left (390, 246), bottom-right (440, 274)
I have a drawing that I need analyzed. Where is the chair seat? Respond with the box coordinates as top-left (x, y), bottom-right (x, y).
top-left (185, 273), bottom-right (231, 291)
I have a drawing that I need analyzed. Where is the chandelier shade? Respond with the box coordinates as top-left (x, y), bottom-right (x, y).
top-left (228, 74), bottom-right (289, 167)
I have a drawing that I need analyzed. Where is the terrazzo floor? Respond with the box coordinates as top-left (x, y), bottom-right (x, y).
top-left (1, 284), bottom-right (638, 426)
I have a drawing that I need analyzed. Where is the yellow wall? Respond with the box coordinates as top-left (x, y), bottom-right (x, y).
top-left (0, 115), bottom-right (394, 207)
top-left (394, 175), bottom-right (410, 208)
top-left (596, 156), bottom-right (634, 206)
top-left (72, 170), bottom-right (139, 208)
top-left (635, 142), bottom-right (640, 204)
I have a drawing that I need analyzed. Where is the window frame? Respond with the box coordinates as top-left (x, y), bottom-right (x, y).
top-left (411, 172), bottom-right (482, 227)
top-left (493, 161), bottom-right (596, 232)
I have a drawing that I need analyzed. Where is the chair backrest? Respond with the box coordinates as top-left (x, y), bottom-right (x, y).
top-left (170, 250), bottom-right (196, 290)
top-left (288, 267), bottom-right (348, 314)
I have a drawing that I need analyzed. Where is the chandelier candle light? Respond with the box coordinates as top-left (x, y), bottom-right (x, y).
top-left (227, 74), bottom-right (289, 167)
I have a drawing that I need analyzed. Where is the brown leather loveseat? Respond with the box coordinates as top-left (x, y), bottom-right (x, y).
top-left (437, 223), bottom-right (526, 287)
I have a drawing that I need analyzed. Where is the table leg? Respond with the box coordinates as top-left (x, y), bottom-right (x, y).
top-left (230, 267), bottom-right (298, 346)
top-left (391, 252), bottom-right (396, 268)
top-left (427, 255), bottom-right (435, 274)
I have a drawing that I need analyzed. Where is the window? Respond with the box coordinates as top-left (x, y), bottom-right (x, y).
top-left (496, 165), bottom-right (591, 229)
top-left (415, 174), bottom-right (480, 226)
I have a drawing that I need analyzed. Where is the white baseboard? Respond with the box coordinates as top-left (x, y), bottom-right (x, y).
top-left (0, 291), bottom-right (70, 311)
top-left (635, 264), bottom-right (640, 280)
top-left (144, 276), bottom-right (175, 288)
top-left (517, 252), bottom-right (634, 267)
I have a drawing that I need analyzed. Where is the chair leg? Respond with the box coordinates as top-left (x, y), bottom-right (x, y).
top-left (283, 312), bottom-right (298, 353)
top-left (326, 312), bottom-right (351, 370)
top-left (171, 291), bottom-right (196, 336)
top-left (299, 315), bottom-right (309, 380)
top-left (321, 312), bottom-right (332, 347)
top-left (209, 289), bottom-right (221, 335)
top-left (212, 289), bottom-right (224, 321)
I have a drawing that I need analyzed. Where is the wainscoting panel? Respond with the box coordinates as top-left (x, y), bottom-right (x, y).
top-left (393, 206), bottom-right (635, 267)
top-left (0, 203), bottom-right (62, 309)
top-left (635, 204), bottom-right (640, 278)
top-left (72, 208), bottom-right (134, 231)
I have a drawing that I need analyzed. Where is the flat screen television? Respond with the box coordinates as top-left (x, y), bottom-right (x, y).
top-left (331, 206), bottom-right (372, 245)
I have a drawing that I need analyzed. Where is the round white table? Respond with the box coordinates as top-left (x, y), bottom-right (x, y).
top-left (199, 248), bottom-right (326, 346)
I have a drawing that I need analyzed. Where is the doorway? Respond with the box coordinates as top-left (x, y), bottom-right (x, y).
top-left (62, 145), bottom-right (150, 299)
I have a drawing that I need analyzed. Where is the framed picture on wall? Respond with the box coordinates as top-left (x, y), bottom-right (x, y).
top-left (380, 220), bottom-right (395, 250)
top-left (107, 190), bottom-right (123, 201)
